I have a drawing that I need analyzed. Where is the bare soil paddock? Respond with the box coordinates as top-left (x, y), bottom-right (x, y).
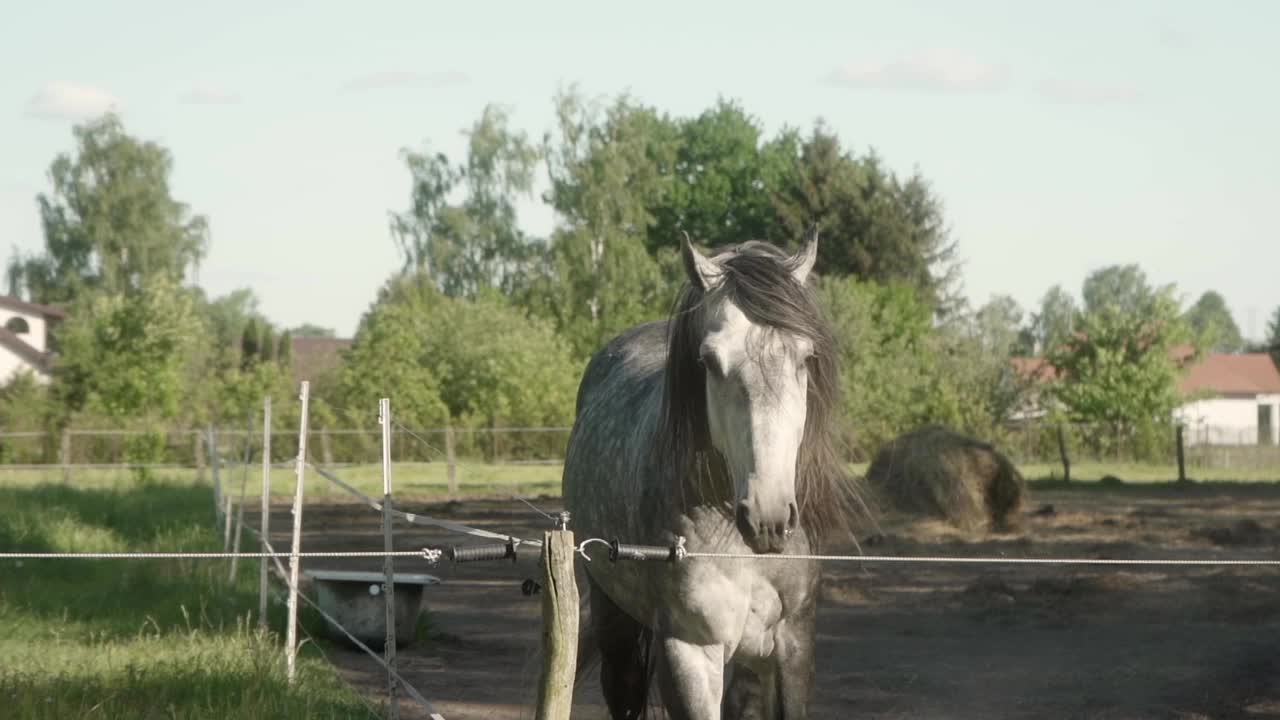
top-left (260, 481), bottom-right (1280, 719)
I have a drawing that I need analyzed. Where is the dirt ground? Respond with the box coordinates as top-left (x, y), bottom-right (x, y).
top-left (258, 482), bottom-right (1280, 719)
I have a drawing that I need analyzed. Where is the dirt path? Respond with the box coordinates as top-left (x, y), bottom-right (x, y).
top-left (255, 483), bottom-right (1280, 719)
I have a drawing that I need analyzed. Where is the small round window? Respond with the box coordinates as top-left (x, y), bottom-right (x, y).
top-left (4, 317), bottom-right (30, 334)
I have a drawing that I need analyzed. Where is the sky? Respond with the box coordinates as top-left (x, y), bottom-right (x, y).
top-left (1, 0), bottom-right (1277, 339)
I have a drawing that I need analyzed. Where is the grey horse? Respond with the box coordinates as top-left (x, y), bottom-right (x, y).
top-left (563, 232), bottom-right (857, 719)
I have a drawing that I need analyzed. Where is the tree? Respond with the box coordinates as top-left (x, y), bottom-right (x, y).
top-left (240, 318), bottom-right (262, 371)
top-left (770, 122), bottom-right (960, 313)
top-left (1266, 306), bottom-right (1280, 367)
top-left (390, 105), bottom-right (541, 299)
top-left (1183, 291), bottom-right (1244, 353)
top-left (972, 295), bottom-right (1024, 358)
top-left (532, 89), bottom-right (680, 357)
top-left (1028, 285), bottom-right (1079, 355)
top-left (8, 113), bottom-right (208, 304)
top-left (1082, 264), bottom-right (1156, 316)
top-left (646, 99), bottom-right (790, 252)
top-left (1046, 287), bottom-right (1190, 440)
top-left (276, 330), bottom-right (293, 369)
top-left (338, 272), bottom-right (580, 430)
top-left (53, 276), bottom-right (203, 423)
top-left (288, 323), bottom-right (335, 338)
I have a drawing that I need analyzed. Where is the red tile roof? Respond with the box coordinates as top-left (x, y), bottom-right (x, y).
top-left (0, 295), bottom-right (66, 319)
top-left (1178, 353), bottom-right (1280, 396)
top-left (1012, 351), bottom-right (1280, 397)
top-left (289, 337), bottom-right (352, 383)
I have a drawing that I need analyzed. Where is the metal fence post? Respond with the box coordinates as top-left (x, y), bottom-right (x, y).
top-left (379, 398), bottom-right (399, 719)
top-left (286, 381), bottom-right (311, 685)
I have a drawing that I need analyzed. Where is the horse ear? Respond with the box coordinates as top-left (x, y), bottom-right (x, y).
top-left (681, 232), bottom-right (723, 291)
top-left (791, 226), bottom-right (819, 284)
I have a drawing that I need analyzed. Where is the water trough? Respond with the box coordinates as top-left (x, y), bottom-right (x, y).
top-left (304, 569), bottom-right (441, 649)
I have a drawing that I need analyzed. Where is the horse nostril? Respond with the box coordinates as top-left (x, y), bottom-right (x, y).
top-left (787, 502), bottom-right (800, 531)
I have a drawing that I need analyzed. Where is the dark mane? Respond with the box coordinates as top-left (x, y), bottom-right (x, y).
top-left (654, 240), bottom-right (861, 546)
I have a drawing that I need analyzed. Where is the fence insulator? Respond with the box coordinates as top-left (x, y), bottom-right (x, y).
top-left (608, 539), bottom-right (682, 563)
top-left (448, 539), bottom-right (518, 563)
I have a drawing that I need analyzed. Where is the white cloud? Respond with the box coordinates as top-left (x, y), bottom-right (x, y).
top-left (179, 86), bottom-right (242, 105)
top-left (824, 49), bottom-right (1007, 93)
top-left (25, 82), bottom-right (121, 120)
top-left (340, 70), bottom-right (469, 93)
top-left (1039, 78), bottom-right (1142, 105)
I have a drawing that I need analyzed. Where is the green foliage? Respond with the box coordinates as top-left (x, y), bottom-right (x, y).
top-left (391, 105), bottom-right (542, 299)
top-left (53, 277), bottom-right (203, 423)
top-left (338, 274), bottom-right (580, 431)
top-left (1183, 290), bottom-right (1244, 353)
top-left (276, 329), bottom-right (293, 369)
top-left (647, 99), bottom-right (790, 252)
top-left (239, 318), bottom-right (261, 371)
top-left (1028, 284), bottom-right (1079, 355)
top-left (532, 89), bottom-right (683, 357)
top-left (1268, 306), bottom-right (1280, 366)
top-left (771, 122), bottom-right (961, 313)
top-left (8, 113), bottom-right (207, 304)
top-left (1081, 264), bottom-right (1160, 316)
top-left (1046, 288), bottom-right (1191, 437)
top-left (287, 323), bottom-right (334, 338)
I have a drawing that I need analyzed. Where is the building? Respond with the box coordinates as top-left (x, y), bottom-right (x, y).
top-left (1011, 349), bottom-right (1280, 446)
top-left (0, 295), bottom-right (65, 384)
top-left (287, 336), bottom-right (352, 386)
top-left (1174, 353), bottom-right (1280, 446)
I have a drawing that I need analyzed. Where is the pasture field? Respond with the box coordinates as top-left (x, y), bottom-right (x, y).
top-left (0, 461), bottom-right (563, 499)
top-left (269, 477), bottom-right (1280, 719)
top-left (0, 479), bottom-right (377, 719)
top-left (0, 459), bottom-right (1268, 500)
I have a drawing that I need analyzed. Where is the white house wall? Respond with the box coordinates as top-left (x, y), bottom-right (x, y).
top-left (1176, 395), bottom-right (1279, 445)
top-left (0, 348), bottom-right (49, 385)
top-left (0, 307), bottom-right (47, 353)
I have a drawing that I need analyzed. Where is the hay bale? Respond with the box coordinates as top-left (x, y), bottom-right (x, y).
top-left (865, 425), bottom-right (1027, 532)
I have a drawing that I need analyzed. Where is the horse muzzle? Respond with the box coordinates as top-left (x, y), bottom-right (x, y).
top-left (735, 499), bottom-right (800, 554)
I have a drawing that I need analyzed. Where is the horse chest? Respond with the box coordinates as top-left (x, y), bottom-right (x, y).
top-left (667, 557), bottom-right (805, 661)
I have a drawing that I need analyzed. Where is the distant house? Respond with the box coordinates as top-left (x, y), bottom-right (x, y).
top-left (0, 295), bottom-right (65, 385)
top-left (288, 336), bottom-right (352, 386)
top-left (1010, 349), bottom-right (1280, 446)
top-left (1174, 353), bottom-right (1280, 446)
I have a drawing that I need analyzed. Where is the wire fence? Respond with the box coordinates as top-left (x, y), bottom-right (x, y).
top-left (3, 421), bottom-right (1278, 481)
top-left (8, 389), bottom-right (1280, 720)
top-left (999, 421), bottom-right (1280, 473)
top-left (0, 426), bottom-right (573, 469)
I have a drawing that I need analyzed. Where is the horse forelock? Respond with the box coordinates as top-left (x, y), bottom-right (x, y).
top-left (654, 241), bottom-right (859, 546)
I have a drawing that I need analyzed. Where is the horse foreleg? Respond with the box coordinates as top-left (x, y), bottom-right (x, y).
top-left (656, 635), bottom-right (725, 720)
top-left (589, 577), bottom-right (653, 719)
top-left (771, 599), bottom-right (817, 719)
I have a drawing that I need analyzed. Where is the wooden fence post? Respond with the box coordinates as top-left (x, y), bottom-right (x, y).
top-left (194, 431), bottom-right (205, 485)
top-left (1056, 425), bottom-right (1071, 483)
top-left (286, 381), bottom-right (311, 685)
top-left (208, 425), bottom-right (222, 526)
top-left (379, 398), bottom-right (399, 719)
top-left (230, 416), bottom-right (253, 583)
top-left (320, 428), bottom-right (334, 466)
top-left (535, 521), bottom-right (579, 720)
top-left (259, 397), bottom-right (272, 632)
top-left (1176, 423), bottom-right (1187, 483)
top-left (60, 428), bottom-right (70, 483)
top-left (446, 426), bottom-right (457, 498)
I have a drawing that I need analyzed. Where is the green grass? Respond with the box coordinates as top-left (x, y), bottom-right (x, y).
top-left (0, 479), bottom-right (380, 719)
top-left (1016, 461), bottom-right (1279, 484)
top-left (0, 461), bottom-right (565, 500)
